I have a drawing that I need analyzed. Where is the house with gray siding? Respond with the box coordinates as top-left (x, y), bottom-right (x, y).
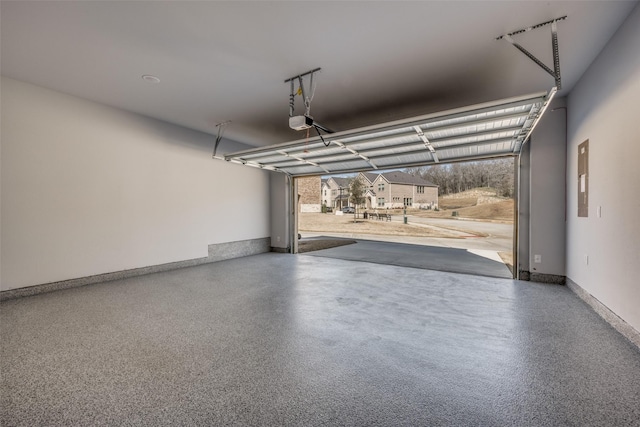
top-left (357, 171), bottom-right (438, 209)
top-left (325, 177), bottom-right (351, 210)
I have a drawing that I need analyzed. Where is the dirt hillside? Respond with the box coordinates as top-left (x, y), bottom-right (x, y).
top-left (414, 188), bottom-right (514, 222)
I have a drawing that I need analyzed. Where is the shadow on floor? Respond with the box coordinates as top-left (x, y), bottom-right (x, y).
top-left (301, 236), bottom-right (513, 279)
top-left (298, 237), bottom-right (357, 253)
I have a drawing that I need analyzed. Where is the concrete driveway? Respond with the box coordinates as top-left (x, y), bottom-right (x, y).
top-left (402, 216), bottom-right (514, 252)
top-left (300, 216), bottom-right (514, 278)
top-left (302, 238), bottom-right (513, 279)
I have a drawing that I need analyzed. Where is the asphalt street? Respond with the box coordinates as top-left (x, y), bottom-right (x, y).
top-left (302, 215), bottom-right (514, 253)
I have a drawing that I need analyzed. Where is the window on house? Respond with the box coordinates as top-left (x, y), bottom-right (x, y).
top-left (378, 197), bottom-right (385, 206)
top-left (404, 198), bottom-right (412, 206)
top-left (378, 183), bottom-right (385, 192)
top-left (417, 186), bottom-right (424, 194)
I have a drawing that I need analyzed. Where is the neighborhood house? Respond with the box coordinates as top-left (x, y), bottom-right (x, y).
top-left (322, 177), bottom-right (351, 211)
top-left (321, 171), bottom-right (438, 211)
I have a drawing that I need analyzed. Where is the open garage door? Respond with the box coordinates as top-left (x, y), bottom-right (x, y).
top-left (298, 164), bottom-right (517, 279)
top-left (225, 90), bottom-right (555, 278)
top-left (224, 90), bottom-right (555, 176)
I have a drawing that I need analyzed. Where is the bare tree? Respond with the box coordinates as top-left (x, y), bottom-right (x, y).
top-left (349, 177), bottom-right (366, 222)
top-left (405, 158), bottom-right (514, 197)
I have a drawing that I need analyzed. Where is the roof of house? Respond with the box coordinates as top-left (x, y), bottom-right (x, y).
top-left (328, 177), bottom-right (351, 188)
top-left (328, 172), bottom-right (436, 188)
top-left (359, 172), bottom-right (378, 184)
top-left (377, 171), bottom-right (438, 187)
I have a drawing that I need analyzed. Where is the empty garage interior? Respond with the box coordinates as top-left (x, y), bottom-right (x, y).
top-left (1, 1), bottom-right (640, 425)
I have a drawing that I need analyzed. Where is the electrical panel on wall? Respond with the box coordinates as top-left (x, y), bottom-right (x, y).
top-left (578, 140), bottom-right (589, 217)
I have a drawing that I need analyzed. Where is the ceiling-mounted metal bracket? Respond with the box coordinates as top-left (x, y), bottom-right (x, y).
top-left (497, 16), bottom-right (566, 90)
top-left (212, 120), bottom-right (231, 158)
top-left (284, 68), bottom-right (321, 84)
top-left (284, 67), bottom-right (334, 135)
top-left (285, 68), bottom-right (321, 117)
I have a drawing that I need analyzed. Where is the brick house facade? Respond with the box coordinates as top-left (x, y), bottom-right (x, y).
top-left (297, 176), bottom-right (321, 212)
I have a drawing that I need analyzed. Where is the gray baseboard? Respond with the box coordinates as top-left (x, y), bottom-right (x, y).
top-left (518, 270), bottom-right (566, 285)
top-left (567, 278), bottom-right (640, 350)
top-left (530, 272), bottom-right (566, 285)
top-left (0, 237), bottom-right (271, 302)
top-left (208, 237), bottom-right (271, 261)
top-left (270, 246), bottom-right (291, 253)
top-left (518, 270), bottom-right (531, 281)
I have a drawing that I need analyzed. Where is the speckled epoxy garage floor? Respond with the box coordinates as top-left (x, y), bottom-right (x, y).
top-left (1, 253), bottom-right (639, 426)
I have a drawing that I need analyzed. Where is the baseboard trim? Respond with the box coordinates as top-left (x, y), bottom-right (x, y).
top-left (530, 272), bottom-right (566, 285)
top-left (518, 270), bottom-right (531, 281)
top-left (518, 270), bottom-right (566, 285)
top-left (270, 246), bottom-right (290, 253)
top-left (1, 237), bottom-right (271, 302)
top-left (567, 278), bottom-right (640, 350)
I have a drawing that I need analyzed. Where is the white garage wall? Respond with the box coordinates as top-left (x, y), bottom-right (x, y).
top-left (270, 173), bottom-right (292, 252)
top-left (1, 77), bottom-right (270, 291)
top-left (528, 97), bottom-right (567, 281)
top-left (566, 4), bottom-right (640, 332)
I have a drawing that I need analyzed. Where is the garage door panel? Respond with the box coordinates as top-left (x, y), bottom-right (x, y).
top-left (225, 89), bottom-right (555, 176)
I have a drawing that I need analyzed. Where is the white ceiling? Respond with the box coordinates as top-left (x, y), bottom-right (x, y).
top-left (1, 1), bottom-right (637, 147)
